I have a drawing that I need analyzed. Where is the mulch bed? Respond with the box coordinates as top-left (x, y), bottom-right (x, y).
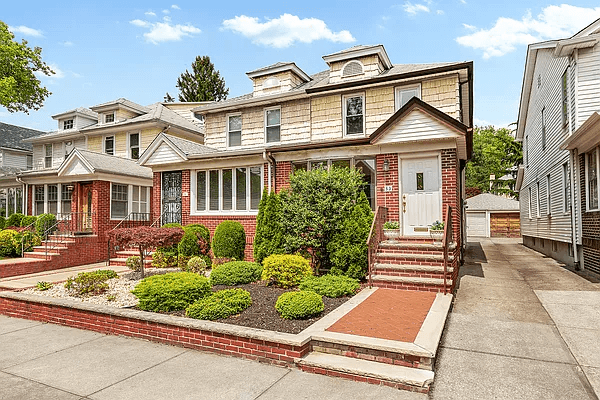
top-left (157, 281), bottom-right (351, 334)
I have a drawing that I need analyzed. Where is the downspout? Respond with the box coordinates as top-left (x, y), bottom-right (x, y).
top-left (263, 151), bottom-right (271, 194)
top-left (569, 149), bottom-right (579, 267)
top-left (267, 152), bottom-right (277, 193)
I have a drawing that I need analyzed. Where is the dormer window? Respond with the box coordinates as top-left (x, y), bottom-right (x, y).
top-left (263, 77), bottom-right (280, 89)
top-left (104, 113), bottom-right (115, 123)
top-left (63, 119), bottom-right (73, 130)
top-left (343, 93), bottom-right (365, 136)
top-left (342, 61), bottom-right (364, 78)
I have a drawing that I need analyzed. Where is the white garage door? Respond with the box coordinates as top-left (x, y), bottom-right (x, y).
top-left (467, 212), bottom-right (488, 237)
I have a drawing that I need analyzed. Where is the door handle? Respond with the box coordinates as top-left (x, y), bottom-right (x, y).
top-left (402, 194), bottom-right (407, 213)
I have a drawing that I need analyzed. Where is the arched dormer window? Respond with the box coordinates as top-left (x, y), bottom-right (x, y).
top-left (263, 77), bottom-right (281, 89)
top-left (342, 61), bottom-right (364, 78)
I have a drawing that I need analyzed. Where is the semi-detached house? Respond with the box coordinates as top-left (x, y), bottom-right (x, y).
top-left (140, 45), bottom-right (474, 291)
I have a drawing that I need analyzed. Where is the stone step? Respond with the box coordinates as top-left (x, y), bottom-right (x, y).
top-left (373, 263), bottom-right (453, 276)
top-left (297, 352), bottom-right (433, 392)
top-left (371, 275), bottom-right (452, 288)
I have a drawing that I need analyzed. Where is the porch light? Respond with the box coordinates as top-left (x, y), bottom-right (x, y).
top-left (66, 184), bottom-right (74, 191)
top-left (383, 159), bottom-right (390, 172)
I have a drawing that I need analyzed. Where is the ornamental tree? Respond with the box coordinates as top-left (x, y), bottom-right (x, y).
top-left (107, 226), bottom-right (184, 277)
top-left (175, 55), bottom-right (229, 102)
top-left (0, 21), bottom-right (54, 113)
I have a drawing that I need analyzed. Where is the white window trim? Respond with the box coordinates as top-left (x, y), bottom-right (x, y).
top-left (190, 166), bottom-right (263, 216)
top-left (541, 107), bottom-right (546, 151)
top-left (528, 187), bottom-right (532, 219)
top-left (226, 113), bottom-right (242, 148)
top-left (264, 106), bottom-right (281, 144)
top-left (395, 83), bottom-right (422, 111)
top-left (103, 135), bottom-right (115, 155)
top-left (546, 174), bottom-right (551, 216)
top-left (536, 181), bottom-right (541, 218)
top-left (109, 183), bottom-right (150, 220)
top-left (44, 143), bottom-right (53, 168)
top-left (563, 163), bottom-right (569, 214)
top-left (585, 146), bottom-right (600, 212)
top-left (341, 60), bottom-right (365, 78)
top-left (63, 119), bottom-right (74, 130)
top-left (104, 112), bottom-right (116, 124)
top-left (342, 92), bottom-right (366, 137)
top-left (127, 131), bottom-right (141, 160)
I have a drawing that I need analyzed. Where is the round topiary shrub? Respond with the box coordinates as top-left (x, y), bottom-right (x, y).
top-left (212, 220), bottom-right (246, 260)
top-left (186, 256), bottom-right (207, 274)
top-left (6, 213), bottom-right (24, 228)
top-left (299, 275), bottom-right (360, 298)
top-left (131, 272), bottom-right (211, 312)
top-left (182, 224), bottom-right (212, 269)
top-left (186, 288), bottom-right (252, 320)
top-left (125, 256), bottom-right (142, 271)
top-left (261, 254), bottom-right (313, 288)
top-left (275, 291), bottom-right (324, 320)
top-left (210, 261), bottom-right (262, 286)
top-left (0, 229), bottom-right (19, 257)
top-left (20, 215), bottom-right (37, 228)
top-left (35, 213), bottom-right (57, 236)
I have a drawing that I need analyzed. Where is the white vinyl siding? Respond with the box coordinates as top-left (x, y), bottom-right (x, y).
top-left (576, 45), bottom-right (600, 126)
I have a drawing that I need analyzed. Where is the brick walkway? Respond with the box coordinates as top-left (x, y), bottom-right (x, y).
top-left (326, 289), bottom-right (436, 342)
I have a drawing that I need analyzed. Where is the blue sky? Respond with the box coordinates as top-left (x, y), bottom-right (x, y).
top-left (2, 1), bottom-right (600, 131)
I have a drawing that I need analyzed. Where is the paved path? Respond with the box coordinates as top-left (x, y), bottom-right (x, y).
top-left (431, 237), bottom-right (600, 400)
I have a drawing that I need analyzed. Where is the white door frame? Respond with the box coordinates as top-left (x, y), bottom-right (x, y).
top-left (398, 152), bottom-right (443, 236)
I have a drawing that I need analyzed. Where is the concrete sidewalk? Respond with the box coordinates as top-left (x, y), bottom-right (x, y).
top-left (431, 237), bottom-right (600, 400)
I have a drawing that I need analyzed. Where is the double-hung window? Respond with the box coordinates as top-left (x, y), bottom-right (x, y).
top-left (195, 166), bottom-right (262, 213)
top-left (561, 70), bottom-right (568, 126)
top-left (44, 144), bottom-right (53, 168)
top-left (47, 185), bottom-right (58, 215)
top-left (343, 94), bottom-right (364, 135)
top-left (129, 133), bottom-right (140, 160)
top-left (105, 113), bottom-right (115, 123)
top-left (63, 119), bottom-right (73, 130)
top-left (265, 108), bottom-right (280, 143)
top-left (104, 136), bottom-right (114, 155)
top-left (131, 185), bottom-right (149, 217)
top-left (35, 186), bottom-right (45, 215)
top-left (536, 181), bottom-right (541, 217)
top-left (587, 148), bottom-right (599, 211)
top-left (111, 184), bottom-right (128, 219)
top-left (395, 84), bottom-right (421, 110)
top-left (228, 115), bottom-right (242, 147)
top-left (61, 185), bottom-right (72, 215)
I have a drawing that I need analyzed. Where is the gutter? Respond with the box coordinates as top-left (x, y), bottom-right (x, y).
top-left (267, 152), bottom-right (277, 193)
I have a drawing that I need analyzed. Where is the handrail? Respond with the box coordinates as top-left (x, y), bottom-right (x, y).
top-left (106, 212), bottom-right (152, 266)
top-left (20, 220), bottom-right (38, 257)
top-left (366, 206), bottom-right (388, 288)
top-left (441, 205), bottom-right (453, 294)
top-left (42, 212), bottom-right (94, 260)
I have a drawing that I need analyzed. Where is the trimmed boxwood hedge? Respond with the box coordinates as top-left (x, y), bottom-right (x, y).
top-left (35, 213), bottom-right (57, 236)
top-left (212, 220), bottom-right (245, 260)
top-left (261, 254), bottom-right (312, 288)
top-left (20, 215), bottom-right (37, 227)
top-left (186, 288), bottom-right (252, 320)
top-left (275, 291), bottom-right (324, 320)
top-left (131, 272), bottom-right (211, 312)
top-left (209, 261), bottom-right (262, 286)
top-left (6, 213), bottom-right (24, 228)
top-left (298, 275), bottom-right (360, 298)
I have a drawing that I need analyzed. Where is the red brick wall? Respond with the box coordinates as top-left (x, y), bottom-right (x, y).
top-left (275, 161), bottom-right (293, 191)
top-left (579, 154), bottom-right (600, 276)
top-left (375, 154), bottom-right (400, 222)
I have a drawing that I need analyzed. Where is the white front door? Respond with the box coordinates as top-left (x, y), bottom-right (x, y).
top-left (401, 156), bottom-right (441, 236)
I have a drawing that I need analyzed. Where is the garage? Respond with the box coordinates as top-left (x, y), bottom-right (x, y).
top-left (466, 193), bottom-right (520, 238)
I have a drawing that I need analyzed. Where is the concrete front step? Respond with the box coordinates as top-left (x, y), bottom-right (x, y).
top-left (297, 352), bottom-right (433, 393)
top-left (373, 263), bottom-right (453, 278)
top-left (371, 275), bottom-right (452, 291)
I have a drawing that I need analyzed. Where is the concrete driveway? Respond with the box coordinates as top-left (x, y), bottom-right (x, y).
top-left (431, 237), bottom-right (600, 400)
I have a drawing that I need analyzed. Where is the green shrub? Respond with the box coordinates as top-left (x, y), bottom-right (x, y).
top-left (6, 213), bottom-right (24, 228)
top-left (35, 213), bottom-right (57, 236)
top-left (186, 256), bottom-right (207, 274)
top-left (151, 248), bottom-right (178, 268)
top-left (126, 256), bottom-right (142, 271)
top-left (0, 216), bottom-right (5, 230)
top-left (261, 254), bottom-right (312, 288)
top-left (181, 224), bottom-right (212, 269)
top-left (20, 215), bottom-right (37, 227)
top-left (0, 229), bottom-right (19, 257)
top-left (327, 192), bottom-right (373, 279)
top-left (254, 191), bottom-right (285, 264)
top-left (212, 220), bottom-right (245, 260)
top-left (186, 288), bottom-right (251, 320)
top-left (383, 221), bottom-right (399, 230)
top-left (15, 230), bottom-right (42, 254)
top-left (299, 275), bottom-right (360, 298)
top-left (161, 222), bottom-right (183, 229)
top-left (36, 281), bottom-right (53, 291)
top-left (275, 291), bottom-right (324, 320)
top-left (210, 261), bottom-right (262, 286)
top-left (64, 270), bottom-right (118, 296)
top-left (131, 272), bottom-right (211, 312)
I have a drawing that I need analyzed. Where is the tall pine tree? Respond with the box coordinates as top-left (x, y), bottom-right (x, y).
top-left (175, 56), bottom-right (229, 102)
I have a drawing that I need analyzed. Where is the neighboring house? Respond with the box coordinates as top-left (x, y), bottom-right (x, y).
top-left (0, 122), bottom-right (44, 218)
top-left (466, 193), bottom-right (520, 238)
top-left (140, 44), bottom-right (474, 291)
top-left (516, 17), bottom-right (600, 277)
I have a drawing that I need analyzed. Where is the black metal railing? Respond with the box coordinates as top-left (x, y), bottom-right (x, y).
top-left (106, 212), bottom-right (153, 265)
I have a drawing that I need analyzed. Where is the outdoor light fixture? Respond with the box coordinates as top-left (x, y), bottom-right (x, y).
top-left (383, 159), bottom-right (390, 172)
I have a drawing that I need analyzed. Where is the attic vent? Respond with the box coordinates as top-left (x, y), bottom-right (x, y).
top-left (263, 77), bottom-right (280, 89)
top-left (342, 61), bottom-right (363, 77)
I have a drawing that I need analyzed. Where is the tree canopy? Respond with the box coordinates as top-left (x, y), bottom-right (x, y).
top-left (466, 125), bottom-right (522, 198)
top-left (170, 55), bottom-right (229, 102)
top-left (0, 21), bottom-right (54, 113)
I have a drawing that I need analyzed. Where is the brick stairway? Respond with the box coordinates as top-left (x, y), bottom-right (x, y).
top-left (371, 237), bottom-right (457, 292)
top-left (109, 248), bottom-right (154, 267)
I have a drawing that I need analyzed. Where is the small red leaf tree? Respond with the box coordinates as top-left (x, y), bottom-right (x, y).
top-left (107, 226), bottom-right (184, 277)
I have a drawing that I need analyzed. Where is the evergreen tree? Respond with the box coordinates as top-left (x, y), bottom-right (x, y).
top-left (253, 190), bottom-right (285, 263)
top-left (175, 56), bottom-right (229, 102)
top-left (163, 92), bottom-right (175, 102)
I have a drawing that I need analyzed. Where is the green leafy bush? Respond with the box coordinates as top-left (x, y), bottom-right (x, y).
top-left (186, 256), bottom-right (207, 274)
top-left (20, 215), bottom-right (37, 227)
top-left (16, 230), bottom-right (42, 254)
top-left (261, 254), bottom-right (312, 288)
top-left (182, 224), bottom-right (212, 269)
top-left (253, 191), bottom-right (285, 264)
top-left (126, 256), bottom-right (142, 271)
top-left (210, 261), bottom-right (262, 286)
top-left (36, 281), bottom-right (53, 291)
top-left (6, 213), bottom-right (24, 228)
top-left (0, 216), bottom-right (5, 230)
top-left (0, 229), bottom-right (19, 257)
top-left (131, 272), bottom-right (211, 312)
top-left (64, 270), bottom-right (118, 296)
top-left (275, 291), bottom-right (324, 320)
top-left (328, 192), bottom-right (373, 279)
top-left (383, 221), bottom-right (399, 230)
top-left (299, 275), bottom-right (360, 298)
top-left (151, 248), bottom-right (178, 268)
top-left (212, 220), bottom-right (245, 260)
top-left (35, 213), bottom-right (57, 236)
top-left (161, 222), bottom-right (183, 229)
top-left (186, 288), bottom-right (251, 320)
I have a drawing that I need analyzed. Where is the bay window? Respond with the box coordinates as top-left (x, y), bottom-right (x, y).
top-left (110, 184), bottom-right (150, 219)
top-left (193, 166), bottom-right (262, 213)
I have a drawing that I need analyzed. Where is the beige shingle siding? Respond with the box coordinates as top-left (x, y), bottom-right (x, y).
top-left (87, 136), bottom-right (102, 153)
top-left (252, 71), bottom-right (304, 96)
top-left (116, 109), bottom-right (139, 121)
top-left (281, 99), bottom-right (311, 143)
top-left (141, 128), bottom-right (162, 150)
top-left (422, 75), bottom-right (461, 119)
top-left (311, 95), bottom-right (343, 141)
top-left (204, 113), bottom-right (227, 149)
top-left (365, 87), bottom-right (394, 134)
top-left (114, 133), bottom-right (127, 157)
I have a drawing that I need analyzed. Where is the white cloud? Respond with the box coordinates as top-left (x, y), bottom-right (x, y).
top-left (457, 4), bottom-right (600, 59)
top-left (462, 23), bottom-right (476, 30)
top-left (62, 41), bottom-right (74, 46)
top-left (163, 16), bottom-right (172, 22)
top-left (437, 10), bottom-right (445, 15)
top-left (171, 4), bottom-right (180, 10)
top-left (35, 63), bottom-right (64, 80)
top-left (8, 25), bottom-right (43, 37)
top-left (135, 21), bottom-right (200, 44)
top-left (403, 2), bottom-right (430, 15)
top-left (130, 19), bottom-right (150, 27)
top-left (162, 9), bottom-right (170, 14)
top-left (222, 14), bottom-right (355, 48)
top-left (145, 11), bottom-right (156, 17)
top-left (459, 0), bottom-right (467, 4)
